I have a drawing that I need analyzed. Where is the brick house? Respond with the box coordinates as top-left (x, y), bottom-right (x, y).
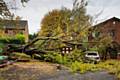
top-left (88, 17), bottom-right (120, 59)
top-left (91, 17), bottom-right (120, 45)
top-left (0, 20), bottom-right (29, 42)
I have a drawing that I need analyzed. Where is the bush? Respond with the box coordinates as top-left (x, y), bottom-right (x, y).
top-left (0, 33), bottom-right (25, 44)
top-left (43, 52), bottom-right (70, 64)
top-left (68, 49), bottom-right (84, 62)
top-left (70, 61), bottom-right (99, 73)
top-left (89, 47), bottom-right (98, 51)
top-left (43, 52), bottom-right (56, 62)
top-left (69, 60), bottom-right (120, 74)
top-left (15, 34), bottom-right (25, 44)
top-left (54, 53), bottom-right (69, 64)
top-left (43, 49), bottom-right (84, 65)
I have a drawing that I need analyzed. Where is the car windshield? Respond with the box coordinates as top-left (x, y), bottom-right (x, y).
top-left (87, 53), bottom-right (97, 56)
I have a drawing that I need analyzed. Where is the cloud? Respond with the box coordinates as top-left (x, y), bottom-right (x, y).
top-left (87, 0), bottom-right (120, 23)
top-left (88, 0), bottom-right (120, 7)
top-left (14, 0), bottom-right (73, 34)
top-left (5, 0), bottom-right (120, 34)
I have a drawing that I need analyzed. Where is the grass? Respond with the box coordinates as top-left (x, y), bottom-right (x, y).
top-left (0, 60), bottom-right (119, 80)
top-left (69, 60), bottom-right (120, 79)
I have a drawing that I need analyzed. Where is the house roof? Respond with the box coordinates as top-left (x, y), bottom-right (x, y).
top-left (0, 20), bottom-right (28, 29)
top-left (94, 17), bottom-right (120, 28)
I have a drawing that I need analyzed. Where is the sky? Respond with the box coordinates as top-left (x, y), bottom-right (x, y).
top-left (5, 0), bottom-right (120, 34)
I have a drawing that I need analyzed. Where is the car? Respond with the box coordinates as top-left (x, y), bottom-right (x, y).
top-left (84, 51), bottom-right (100, 63)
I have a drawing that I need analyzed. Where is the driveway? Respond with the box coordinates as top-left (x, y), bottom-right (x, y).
top-left (0, 62), bottom-right (117, 80)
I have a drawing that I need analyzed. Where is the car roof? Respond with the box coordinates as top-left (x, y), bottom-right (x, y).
top-left (85, 51), bottom-right (98, 53)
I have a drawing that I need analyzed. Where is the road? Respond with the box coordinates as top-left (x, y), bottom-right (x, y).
top-left (0, 62), bottom-right (117, 80)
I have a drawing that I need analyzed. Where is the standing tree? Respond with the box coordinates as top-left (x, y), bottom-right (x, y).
top-left (38, 0), bottom-right (92, 49)
top-left (39, 8), bottom-right (71, 38)
top-left (70, 0), bottom-right (91, 42)
top-left (38, 8), bottom-right (72, 49)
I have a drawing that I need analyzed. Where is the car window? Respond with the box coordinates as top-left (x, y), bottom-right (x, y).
top-left (87, 53), bottom-right (97, 56)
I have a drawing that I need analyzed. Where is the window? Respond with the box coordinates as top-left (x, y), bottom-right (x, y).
top-left (94, 31), bottom-right (100, 37)
top-left (113, 21), bottom-right (116, 24)
top-left (61, 47), bottom-right (72, 54)
top-left (109, 30), bottom-right (115, 38)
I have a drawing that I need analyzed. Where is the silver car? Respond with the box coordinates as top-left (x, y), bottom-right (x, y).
top-left (84, 51), bottom-right (100, 63)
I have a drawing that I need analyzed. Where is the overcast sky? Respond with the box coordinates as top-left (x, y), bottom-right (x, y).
top-left (6, 0), bottom-right (120, 34)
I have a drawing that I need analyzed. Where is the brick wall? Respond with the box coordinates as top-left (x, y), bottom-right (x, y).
top-left (94, 17), bottom-right (120, 45)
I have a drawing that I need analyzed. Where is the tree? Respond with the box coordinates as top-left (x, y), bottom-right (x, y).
top-left (39, 0), bottom-right (91, 40)
top-left (38, 0), bottom-right (91, 49)
top-left (29, 33), bottom-right (38, 41)
top-left (0, 0), bottom-right (11, 19)
top-left (70, 0), bottom-right (91, 42)
top-left (0, 0), bottom-right (30, 44)
top-left (39, 8), bottom-right (71, 38)
top-left (0, 0), bottom-right (30, 18)
top-left (21, 0), bottom-right (29, 3)
top-left (37, 9), bottom-right (70, 49)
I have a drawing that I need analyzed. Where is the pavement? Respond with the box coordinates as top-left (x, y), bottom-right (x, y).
top-left (43, 70), bottom-right (117, 80)
top-left (0, 62), bottom-right (118, 80)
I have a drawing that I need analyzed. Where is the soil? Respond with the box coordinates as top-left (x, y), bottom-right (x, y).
top-left (0, 61), bottom-right (118, 80)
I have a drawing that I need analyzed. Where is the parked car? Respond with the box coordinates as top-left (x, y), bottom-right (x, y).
top-left (84, 51), bottom-right (100, 63)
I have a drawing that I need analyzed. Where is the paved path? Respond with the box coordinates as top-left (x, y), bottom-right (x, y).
top-left (0, 62), bottom-right (118, 80)
top-left (41, 70), bottom-right (117, 80)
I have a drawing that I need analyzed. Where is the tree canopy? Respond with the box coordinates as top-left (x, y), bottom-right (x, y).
top-left (37, 0), bottom-right (92, 49)
top-left (39, 0), bottom-right (91, 40)
top-left (39, 8), bottom-right (71, 38)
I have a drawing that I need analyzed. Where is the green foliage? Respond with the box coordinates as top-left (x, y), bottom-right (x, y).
top-left (43, 49), bottom-right (85, 65)
top-left (43, 52), bottom-right (69, 64)
top-left (69, 59), bottom-right (120, 79)
top-left (70, 61), bottom-right (98, 73)
top-left (33, 54), bottom-right (42, 59)
top-left (11, 52), bottom-right (31, 60)
top-left (0, 43), bottom-right (4, 55)
top-left (89, 47), bottom-right (98, 51)
top-left (54, 54), bottom-right (69, 64)
top-left (38, 0), bottom-right (91, 49)
top-left (15, 33), bottom-right (25, 43)
top-left (0, 33), bottom-right (25, 44)
top-left (68, 49), bottom-right (84, 62)
top-left (29, 33), bottom-right (38, 40)
top-left (39, 9), bottom-right (71, 37)
top-left (43, 52), bottom-right (56, 62)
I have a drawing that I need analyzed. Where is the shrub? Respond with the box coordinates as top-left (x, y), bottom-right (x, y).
top-left (70, 61), bottom-right (99, 73)
top-left (89, 47), bottom-right (98, 51)
top-left (43, 52), bottom-right (70, 64)
top-left (43, 52), bottom-right (56, 62)
top-left (54, 54), bottom-right (70, 64)
top-left (0, 33), bottom-right (25, 44)
top-left (15, 34), bottom-right (25, 44)
top-left (43, 49), bottom-right (85, 65)
top-left (70, 61), bottom-right (81, 72)
top-left (68, 49), bottom-right (84, 62)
